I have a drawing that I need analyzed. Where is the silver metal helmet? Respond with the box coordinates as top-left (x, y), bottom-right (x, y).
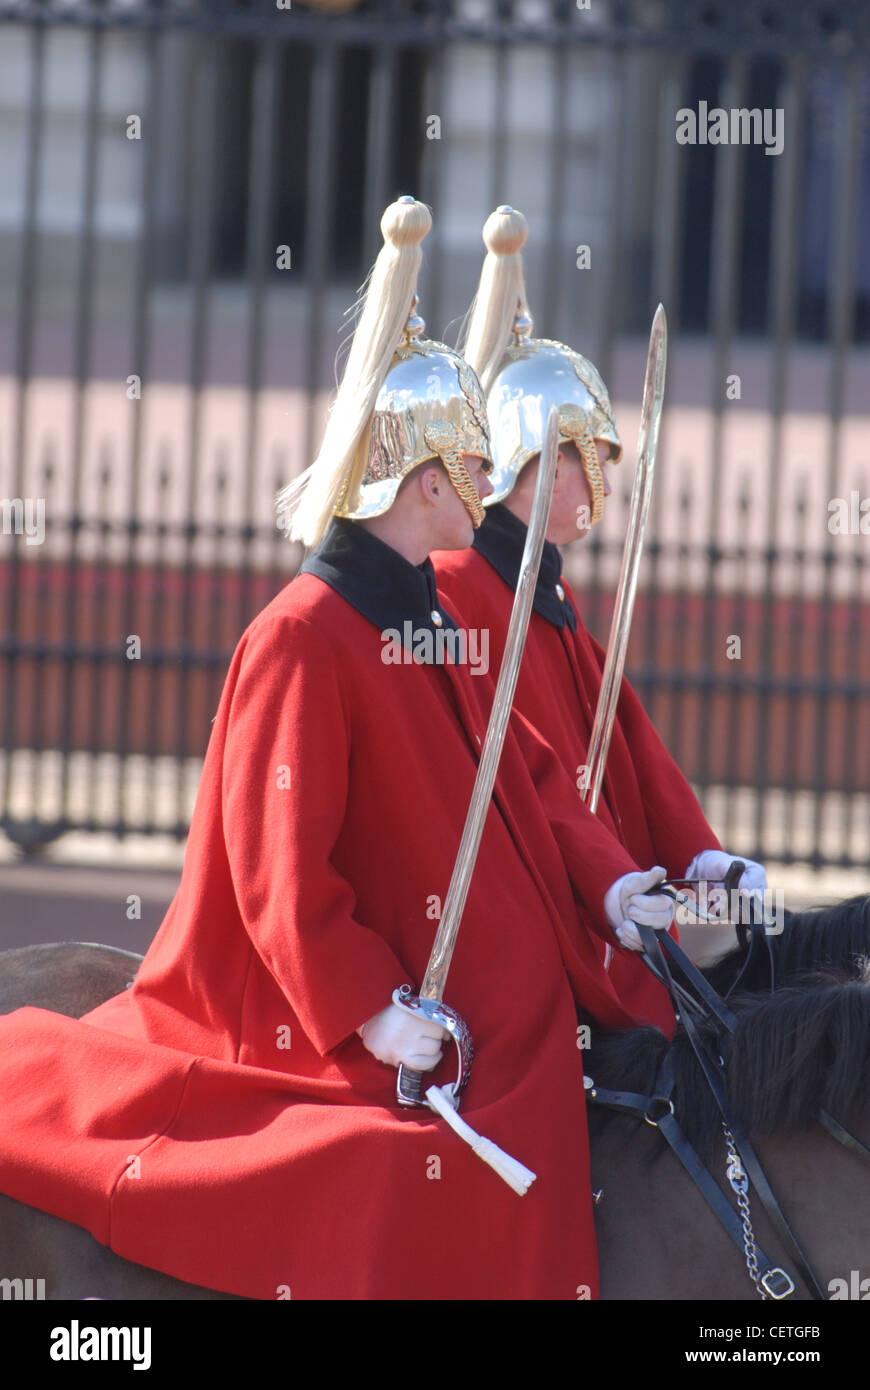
top-left (336, 299), bottom-right (493, 527)
top-left (485, 306), bottom-right (622, 523)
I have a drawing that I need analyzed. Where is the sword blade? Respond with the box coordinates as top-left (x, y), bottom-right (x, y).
top-left (419, 405), bottom-right (562, 1003)
top-left (582, 304), bottom-right (667, 815)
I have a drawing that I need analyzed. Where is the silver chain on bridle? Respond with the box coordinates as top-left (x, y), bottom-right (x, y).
top-left (723, 1123), bottom-right (769, 1299)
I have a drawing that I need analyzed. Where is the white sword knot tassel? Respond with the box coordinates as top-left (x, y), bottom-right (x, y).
top-left (425, 1085), bottom-right (537, 1197)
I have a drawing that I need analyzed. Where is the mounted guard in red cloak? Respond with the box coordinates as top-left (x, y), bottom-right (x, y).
top-left (0, 197), bottom-right (671, 1300)
top-left (432, 206), bottom-right (769, 1029)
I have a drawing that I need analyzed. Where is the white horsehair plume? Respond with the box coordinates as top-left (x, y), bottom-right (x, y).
top-left (276, 196), bottom-right (432, 550)
top-left (461, 204), bottom-right (529, 394)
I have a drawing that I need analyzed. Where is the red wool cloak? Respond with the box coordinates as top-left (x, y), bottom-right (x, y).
top-left (0, 568), bottom-right (648, 1301)
top-left (432, 540), bottom-right (722, 1032)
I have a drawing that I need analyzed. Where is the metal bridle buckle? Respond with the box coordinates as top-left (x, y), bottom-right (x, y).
top-left (644, 1098), bottom-right (675, 1127)
top-left (393, 985), bottom-right (474, 1108)
top-left (761, 1268), bottom-right (796, 1300)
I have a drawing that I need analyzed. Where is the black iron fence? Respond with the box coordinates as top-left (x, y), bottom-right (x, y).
top-left (1, 0), bottom-right (869, 870)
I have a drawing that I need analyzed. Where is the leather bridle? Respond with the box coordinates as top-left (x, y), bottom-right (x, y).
top-left (586, 909), bottom-right (870, 1301)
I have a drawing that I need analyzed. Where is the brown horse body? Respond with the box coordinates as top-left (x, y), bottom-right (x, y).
top-left (1, 903), bottom-right (869, 1301)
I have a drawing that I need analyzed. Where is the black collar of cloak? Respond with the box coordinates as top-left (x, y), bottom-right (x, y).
top-left (472, 503), bottom-right (578, 633)
top-left (300, 517), bottom-right (459, 656)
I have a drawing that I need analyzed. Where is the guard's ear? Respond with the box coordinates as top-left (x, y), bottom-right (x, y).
top-left (418, 460), bottom-right (448, 506)
top-left (553, 444), bottom-right (577, 482)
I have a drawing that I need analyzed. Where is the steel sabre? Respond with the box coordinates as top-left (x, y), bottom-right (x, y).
top-left (581, 303), bottom-right (666, 818)
top-left (394, 405), bottom-right (563, 1110)
top-left (577, 304), bottom-right (719, 927)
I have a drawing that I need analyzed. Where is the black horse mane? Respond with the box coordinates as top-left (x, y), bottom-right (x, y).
top-left (704, 893), bottom-right (870, 995)
top-left (586, 961), bottom-right (870, 1161)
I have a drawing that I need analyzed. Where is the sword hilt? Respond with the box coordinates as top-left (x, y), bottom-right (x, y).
top-left (393, 986), bottom-right (474, 1109)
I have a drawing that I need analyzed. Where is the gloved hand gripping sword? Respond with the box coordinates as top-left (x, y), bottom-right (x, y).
top-left (391, 406), bottom-right (562, 1196)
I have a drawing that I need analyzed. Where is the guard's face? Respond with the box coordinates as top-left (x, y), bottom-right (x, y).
top-left (432, 454), bottom-right (494, 551)
top-left (547, 439), bottom-right (612, 545)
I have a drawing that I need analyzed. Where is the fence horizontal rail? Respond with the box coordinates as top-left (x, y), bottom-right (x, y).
top-left (0, 0), bottom-right (867, 57)
top-left (1, 1), bottom-right (868, 873)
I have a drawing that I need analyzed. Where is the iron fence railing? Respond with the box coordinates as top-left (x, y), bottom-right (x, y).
top-left (1, 0), bottom-right (869, 870)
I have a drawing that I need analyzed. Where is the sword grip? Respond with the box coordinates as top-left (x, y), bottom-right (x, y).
top-left (396, 1063), bottom-right (425, 1107)
top-left (392, 987), bottom-right (473, 1109)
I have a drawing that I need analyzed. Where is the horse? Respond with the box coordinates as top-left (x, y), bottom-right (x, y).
top-left (0, 908), bottom-right (868, 1301)
top-left (587, 958), bottom-right (870, 1299)
top-left (586, 892), bottom-right (870, 1299)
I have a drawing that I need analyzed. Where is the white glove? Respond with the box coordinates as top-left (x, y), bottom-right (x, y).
top-left (684, 849), bottom-right (767, 894)
top-left (603, 866), bottom-right (674, 952)
top-left (356, 1002), bottom-right (449, 1071)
